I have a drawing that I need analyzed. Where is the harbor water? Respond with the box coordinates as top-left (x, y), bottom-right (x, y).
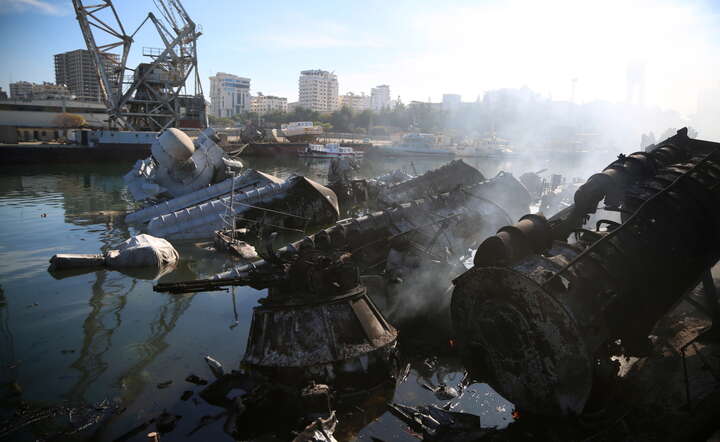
top-left (0, 154), bottom-right (609, 440)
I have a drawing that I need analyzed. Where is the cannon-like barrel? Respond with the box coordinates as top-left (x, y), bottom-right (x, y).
top-left (451, 148), bottom-right (720, 416)
top-left (472, 128), bottom-right (713, 268)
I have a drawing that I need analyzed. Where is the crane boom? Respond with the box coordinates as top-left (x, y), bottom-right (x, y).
top-left (72, 0), bottom-right (206, 131)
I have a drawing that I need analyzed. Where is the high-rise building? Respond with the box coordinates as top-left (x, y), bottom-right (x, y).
top-left (54, 49), bottom-right (117, 102)
top-left (371, 85), bottom-right (391, 111)
top-left (251, 93), bottom-right (288, 115)
top-left (209, 73), bottom-right (251, 118)
top-left (298, 70), bottom-right (338, 112)
top-left (339, 92), bottom-right (370, 112)
top-left (442, 94), bottom-right (462, 111)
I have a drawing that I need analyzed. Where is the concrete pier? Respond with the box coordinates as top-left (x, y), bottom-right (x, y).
top-left (0, 142), bottom-right (151, 164)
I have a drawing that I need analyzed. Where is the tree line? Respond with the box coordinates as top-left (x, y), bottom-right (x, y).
top-left (207, 102), bottom-right (447, 135)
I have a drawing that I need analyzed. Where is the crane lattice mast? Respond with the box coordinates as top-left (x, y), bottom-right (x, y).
top-left (72, 0), bottom-right (206, 131)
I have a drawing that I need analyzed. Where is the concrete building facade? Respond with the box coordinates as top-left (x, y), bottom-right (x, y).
top-left (298, 70), bottom-right (338, 112)
top-left (339, 92), bottom-right (370, 112)
top-left (54, 49), bottom-right (116, 102)
top-left (10, 82), bottom-right (34, 100)
top-left (10, 81), bottom-right (70, 101)
top-left (33, 82), bottom-right (69, 100)
top-left (250, 93), bottom-right (288, 115)
top-left (371, 85), bottom-right (391, 111)
top-left (209, 72), bottom-right (251, 118)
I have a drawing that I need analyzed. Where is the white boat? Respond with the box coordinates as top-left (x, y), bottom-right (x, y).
top-left (373, 133), bottom-right (454, 157)
top-left (299, 143), bottom-right (363, 159)
top-left (452, 134), bottom-right (513, 158)
top-left (280, 121), bottom-right (323, 142)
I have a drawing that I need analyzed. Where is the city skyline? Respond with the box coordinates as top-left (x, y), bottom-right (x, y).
top-left (1, 0), bottom-right (719, 117)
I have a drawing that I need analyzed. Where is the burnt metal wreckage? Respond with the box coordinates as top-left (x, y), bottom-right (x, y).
top-left (151, 130), bottom-right (720, 436)
top-left (452, 128), bottom-right (720, 416)
top-left (327, 158), bottom-right (493, 212)
top-left (151, 167), bottom-right (532, 437)
top-left (155, 169), bottom-right (532, 295)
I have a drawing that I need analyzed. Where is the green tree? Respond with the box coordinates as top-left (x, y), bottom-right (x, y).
top-left (208, 115), bottom-right (235, 127)
top-left (54, 113), bottom-right (86, 128)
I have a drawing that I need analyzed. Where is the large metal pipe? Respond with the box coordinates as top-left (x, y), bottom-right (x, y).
top-left (451, 148), bottom-right (720, 416)
top-left (472, 128), bottom-right (708, 267)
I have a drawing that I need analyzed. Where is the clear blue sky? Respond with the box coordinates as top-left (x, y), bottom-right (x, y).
top-left (1, 0), bottom-right (719, 115)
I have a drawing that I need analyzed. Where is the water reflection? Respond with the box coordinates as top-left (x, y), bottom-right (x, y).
top-left (0, 154), bottom-right (622, 440)
top-left (111, 292), bottom-right (193, 403)
top-left (0, 287), bottom-right (18, 400)
top-left (66, 270), bottom-right (134, 403)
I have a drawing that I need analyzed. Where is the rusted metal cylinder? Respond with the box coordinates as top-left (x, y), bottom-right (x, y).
top-left (472, 214), bottom-right (552, 267)
top-left (561, 131), bottom-right (694, 230)
top-left (472, 128), bottom-right (704, 268)
top-left (452, 150), bottom-right (720, 416)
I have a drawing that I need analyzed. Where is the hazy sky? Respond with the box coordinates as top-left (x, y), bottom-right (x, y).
top-left (1, 0), bottom-right (719, 115)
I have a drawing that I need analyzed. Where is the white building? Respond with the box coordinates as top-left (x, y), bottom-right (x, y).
top-left (371, 85), bottom-right (391, 111)
top-left (250, 93), bottom-right (288, 115)
top-left (298, 70), bottom-right (338, 112)
top-left (339, 92), bottom-right (370, 112)
top-left (209, 73), bottom-right (251, 118)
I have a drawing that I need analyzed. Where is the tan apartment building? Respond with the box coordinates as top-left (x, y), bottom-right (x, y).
top-left (339, 92), bottom-right (370, 112)
top-left (298, 70), bottom-right (338, 112)
top-left (250, 93), bottom-right (288, 115)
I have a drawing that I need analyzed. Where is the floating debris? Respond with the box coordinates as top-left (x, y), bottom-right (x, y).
top-left (155, 411), bottom-right (180, 433)
top-left (204, 355), bottom-right (225, 380)
top-left (292, 411), bottom-right (338, 442)
top-left (214, 234), bottom-right (259, 260)
top-left (388, 402), bottom-right (493, 441)
top-left (185, 374), bottom-right (208, 386)
top-left (48, 234), bottom-right (178, 278)
top-left (421, 381), bottom-right (463, 400)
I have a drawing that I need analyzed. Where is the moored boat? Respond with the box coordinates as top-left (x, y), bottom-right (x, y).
top-left (298, 143), bottom-right (363, 159)
top-left (371, 133), bottom-right (454, 157)
top-left (280, 121), bottom-right (323, 142)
